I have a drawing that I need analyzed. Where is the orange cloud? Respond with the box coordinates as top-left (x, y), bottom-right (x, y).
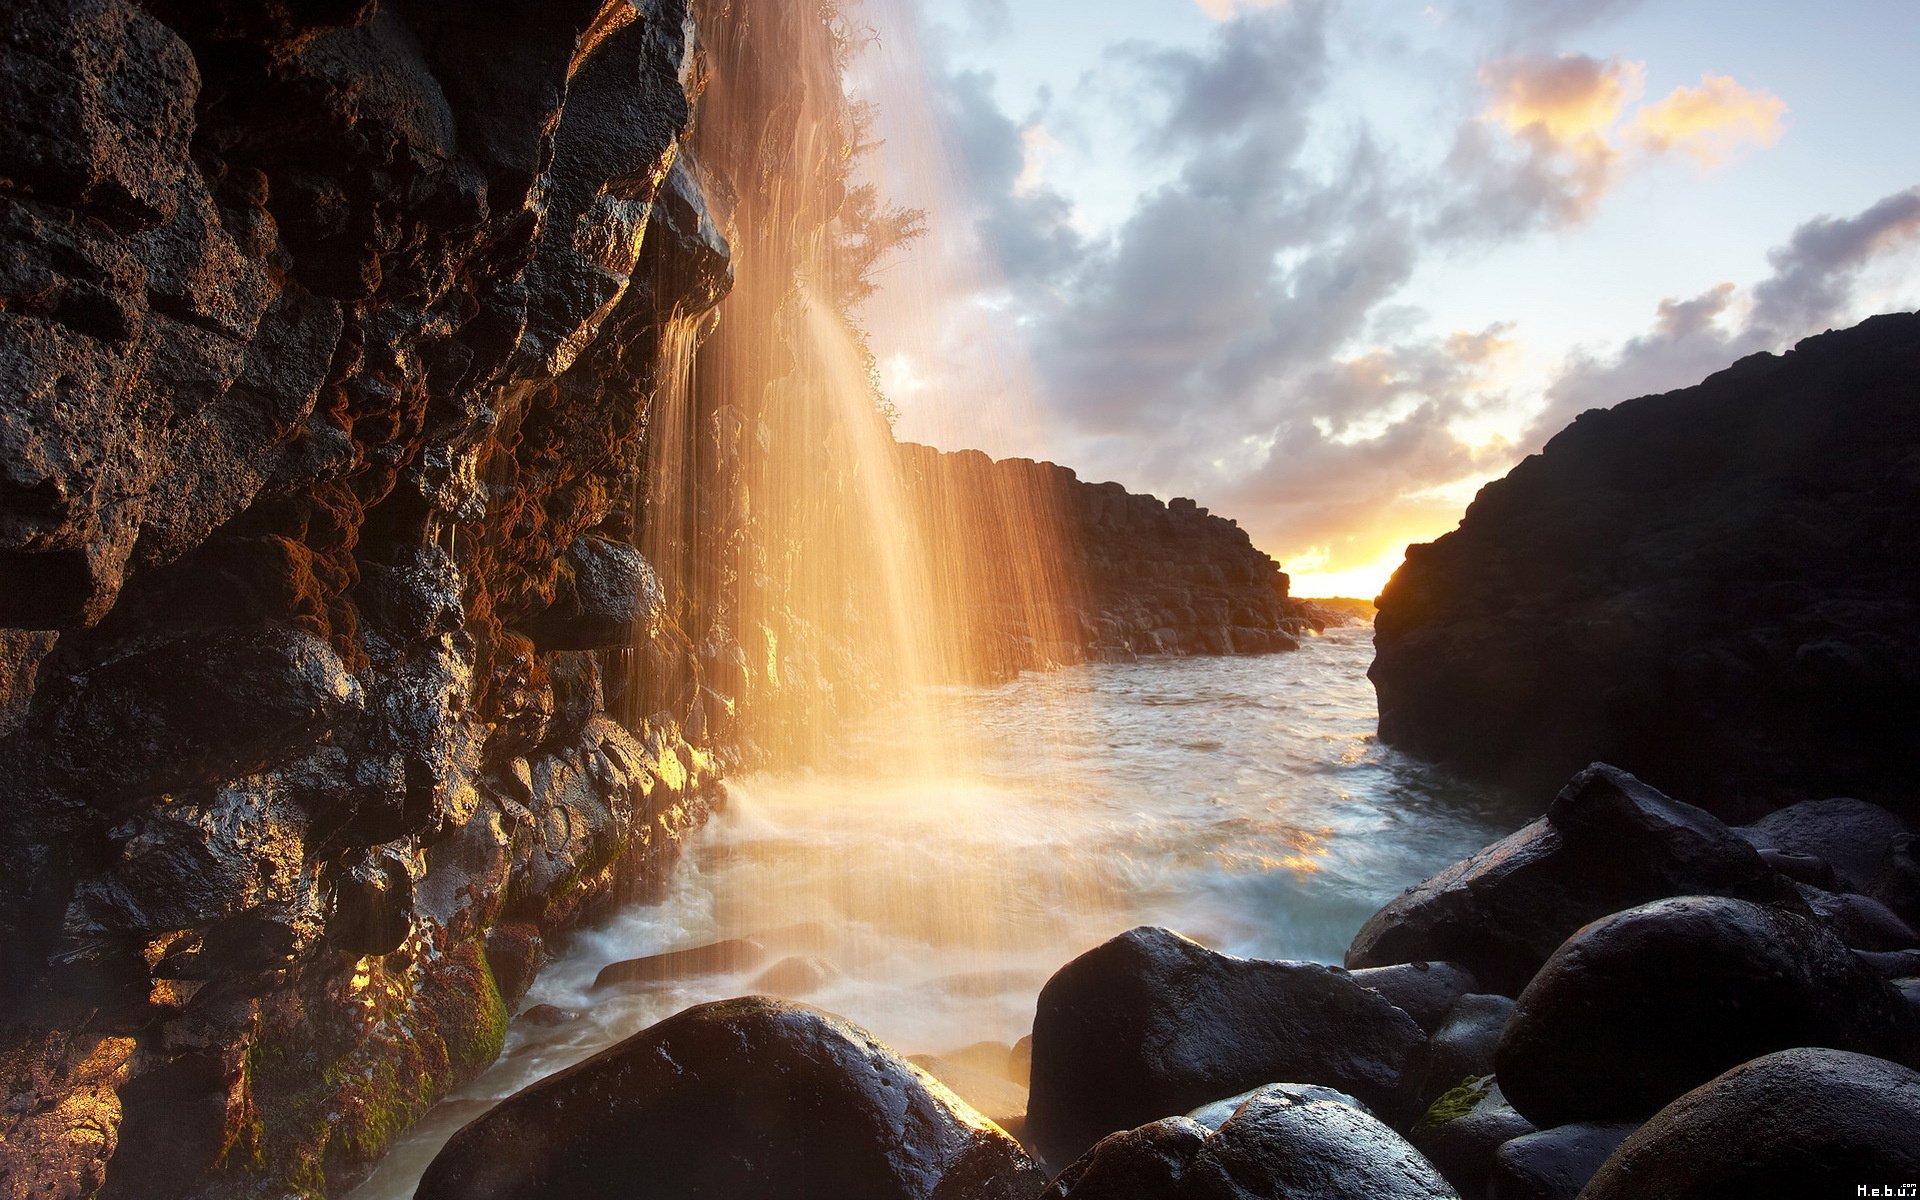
top-left (1632, 73), bottom-right (1787, 165)
top-left (1482, 54), bottom-right (1644, 143)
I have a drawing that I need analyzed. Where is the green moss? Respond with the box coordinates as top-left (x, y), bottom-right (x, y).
top-left (1419, 1075), bottom-right (1495, 1127)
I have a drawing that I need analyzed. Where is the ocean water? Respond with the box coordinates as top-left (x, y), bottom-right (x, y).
top-left (352, 625), bottom-right (1518, 1197)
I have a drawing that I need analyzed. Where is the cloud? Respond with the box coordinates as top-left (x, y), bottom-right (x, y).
top-left (1749, 186), bottom-right (1920, 335)
top-left (1632, 73), bottom-right (1786, 165)
top-left (1528, 187), bottom-right (1920, 444)
top-left (1482, 53), bottom-right (1643, 142)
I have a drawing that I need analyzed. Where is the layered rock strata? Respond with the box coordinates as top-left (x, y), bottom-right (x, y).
top-left (1371, 313), bottom-right (1920, 819)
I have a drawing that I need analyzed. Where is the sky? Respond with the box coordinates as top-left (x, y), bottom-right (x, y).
top-left (847, 0), bottom-right (1920, 596)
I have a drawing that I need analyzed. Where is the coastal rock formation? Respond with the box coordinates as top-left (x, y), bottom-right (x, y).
top-left (415, 998), bottom-right (1043, 1200)
top-left (1371, 312), bottom-right (1920, 818)
top-left (1492, 895), bottom-right (1920, 1127)
top-left (1345, 764), bottom-right (1800, 994)
top-left (1025, 926), bottom-right (1428, 1170)
top-left (1580, 1049), bottom-right (1920, 1200)
top-left (0, 0), bottom-right (738, 1194)
top-left (1042, 1085), bottom-right (1458, 1200)
top-left (897, 445), bottom-right (1319, 673)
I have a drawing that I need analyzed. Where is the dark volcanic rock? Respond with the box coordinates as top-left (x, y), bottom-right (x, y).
top-left (1418, 993), bottom-right (1514, 1108)
top-left (1347, 962), bottom-right (1483, 1034)
top-left (1406, 1076), bottom-right (1534, 1199)
top-left (1346, 764), bottom-right (1799, 993)
top-left (1580, 1048), bottom-right (1920, 1200)
top-left (1025, 927), bottom-right (1428, 1170)
top-left (1736, 796), bottom-right (1911, 893)
top-left (897, 444), bottom-right (1320, 674)
top-left (415, 997), bottom-right (1043, 1200)
top-left (1487, 1122), bottom-right (1636, 1200)
top-left (1494, 895), bottom-right (1920, 1127)
top-left (1043, 1084), bottom-right (1458, 1200)
top-left (591, 936), bottom-right (766, 989)
top-left (1371, 312), bottom-right (1920, 818)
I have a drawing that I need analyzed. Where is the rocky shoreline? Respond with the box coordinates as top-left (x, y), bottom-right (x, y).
top-left (409, 763), bottom-right (1920, 1198)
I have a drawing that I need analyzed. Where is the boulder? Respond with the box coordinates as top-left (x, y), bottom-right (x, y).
top-left (1026, 927), bottom-right (1428, 1169)
top-left (1042, 1084), bottom-right (1458, 1200)
top-left (1797, 884), bottom-right (1920, 951)
top-left (907, 1055), bottom-right (1028, 1141)
top-left (1736, 797), bottom-right (1911, 892)
top-left (1347, 765), bottom-right (1798, 993)
top-left (1487, 1122), bottom-right (1635, 1200)
top-left (1495, 895), bottom-right (1920, 1127)
top-left (1347, 961), bottom-right (1482, 1034)
top-left (1406, 1076), bottom-right (1534, 1199)
top-left (1874, 833), bottom-right (1920, 926)
top-left (1581, 1048), bottom-right (1920, 1200)
top-left (1418, 993), bottom-right (1514, 1108)
top-left (416, 997), bottom-right (1043, 1200)
top-left (592, 937), bottom-right (766, 990)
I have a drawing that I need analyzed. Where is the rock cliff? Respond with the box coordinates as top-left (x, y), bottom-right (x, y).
top-left (1371, 312), bottom-right (1920, 819)
top-left (898, 444), bottom-right (1315, 674)
top-left (0, 1), bottom-right (735, 1195)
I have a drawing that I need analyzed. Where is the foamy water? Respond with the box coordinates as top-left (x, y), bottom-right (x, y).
top-left (353, 626), bottom-right (1517, 1197)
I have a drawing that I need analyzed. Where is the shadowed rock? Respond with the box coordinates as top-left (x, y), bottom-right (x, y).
top-left (1580, 1049), bottom-right (1920, 1200)
top-left (591, 937), bottom-right (766, 990)
top-left (415, 997), bottom-right (1042, 1200)
top-left (1487, 1121), bottom-right (1635, 1200)
top-left (1495, 894), bottom-right (1920, 1127)
top-left (1370, 313), bottom-right (1920, 818)
top-left (1026, 927), bottom-right (1427, 1169)
top-left (1043, 1085), bottom-right (1458, 1200)
top-left (1347, 764), bottom-right (1799, 993)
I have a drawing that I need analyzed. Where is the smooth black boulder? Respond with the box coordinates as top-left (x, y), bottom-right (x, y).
top-left (1406, 1076), bottom-right (1534, 1199)
top-left (1347, 764), bottom-right (1797, 993)
top-left (1418, 993), bottom-right (1514, 1108)
top-left (415, 997), bottom-right (1043, 1200)
top-left (1026, 927), bottom-right (1427, 1169)
top-left (1042, 1084), bottom-right (1458, 1200)
top-left (1581, 1048), bottom-right (1920, 1200)
top-left (1347, 962), bottom-right (1482, 1034)
top-left (1486, 1122), bottom-right (1635, 1200)
top-left (1495, 895), bottom-right (1919, 1127)
top-left (1736, 797), bottom-right (1911, 892)
top-left (590, 937), bottom-right (767, 989)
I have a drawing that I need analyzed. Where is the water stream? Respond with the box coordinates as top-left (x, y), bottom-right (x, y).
top-left (353, 626), bottom-right (1519, 1198)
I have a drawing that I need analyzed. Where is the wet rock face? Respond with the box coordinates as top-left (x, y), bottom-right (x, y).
top-left (1371, 312), bottom-right (1920, 819)
top-left (1494, 894), bottom-right (1920, 1127)
top-left (1580, 1048), bottom-right (1920, 1200)
top-left (1346, 764), bottom-right (1800, 994)
top-left (1044, 1085), bottom-right (1459, 1200)
top-left (0, 0), bottom-right (738, 1194)
top-left (416, 997), bottom-right (1044, 1200)
top-left (1025, 927), bottom-right (1428, 1170)
top-left (897, 445), bottom-right (1324, 673)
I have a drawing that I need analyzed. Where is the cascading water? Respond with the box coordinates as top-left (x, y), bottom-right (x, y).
top-left (350, 3), bottom-right (1517, 1194)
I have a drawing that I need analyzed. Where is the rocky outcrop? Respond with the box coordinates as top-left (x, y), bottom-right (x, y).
top-left (897, 444), bottom-right (1321, 675)
top-left (1371, 312), bottom-right (1920, 819)
top-left (0, 0), bottom-right (749, 1195)
top-left (415, 997), bottom-right (1044, 1200)
top-left (1349, 763), bottom-right (1920, 1198)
